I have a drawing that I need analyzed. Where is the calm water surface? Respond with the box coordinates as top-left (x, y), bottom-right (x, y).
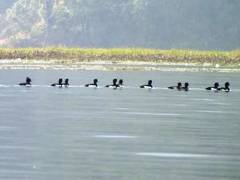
top-left (0, 70), bottom-right (240, 180)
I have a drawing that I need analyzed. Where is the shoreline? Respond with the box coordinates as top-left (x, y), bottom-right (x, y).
top-left (0, 48), bottom-right (240, 72)
top-left (0, 59), bottom-right (240, 72)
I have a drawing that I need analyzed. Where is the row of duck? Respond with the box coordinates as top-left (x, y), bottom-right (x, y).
top-left (18, 77), bottom-right (230, 92)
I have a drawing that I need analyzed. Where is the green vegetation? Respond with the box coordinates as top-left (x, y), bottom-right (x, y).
top-left (0, 48), bottom-right (240, 66)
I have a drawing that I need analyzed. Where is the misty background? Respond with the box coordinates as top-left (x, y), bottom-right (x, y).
top-left (0, 0), bottom-right (239, 50)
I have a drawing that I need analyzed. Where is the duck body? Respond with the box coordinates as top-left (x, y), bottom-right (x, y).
top-left (51, 78), bottom-right (63, 87)
top-left (63, 79), bottom-right (69, 87)
top-left (219, 87), bottom-right (230, 92)
top-left (19, 77), bottom-right (31, 87)
top-left (116, 79), bottom-right (124, 89)
top-left (86, 84), bottom-right (98, 88)
top-left (140, 80), bottom-right (153, 89)
top-left (51, 84), bottom-right (63, 87)
top-left (181, 82), bottom-right (189, 91)
top-left (106, 85), bottom-right (118, 89)
top-left (219, 82), bottom-right (230, 92)
top-left (19, 83), bottom-right (31, 87)
top-left (206, 82), bottom-right (220, 92)
top-left (181, 87), bottom-right (189, 91)
top-left (206, 87), bottom-right (219, 91)
top-left (140, 85), bottom-right (152, 89)
top-left (86, 79), bottom-right (98, 88)
top-left (106, 79), bottom-right (118, 89)
top-left (168, 82), bottom-right (182, 90)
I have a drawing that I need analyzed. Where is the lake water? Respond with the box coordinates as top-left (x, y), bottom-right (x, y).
top-left (0, 69), bottom-right (240, 180)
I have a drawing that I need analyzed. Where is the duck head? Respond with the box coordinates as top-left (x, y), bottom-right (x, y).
top-left (148, 80), bottom-right (152, 86)
top-left (214, 82), bottom-right (219, 88)
top-left (58, 78), bottom-right (63, 85)
top-left (93, 79), bottom-right (98, 85)
top-left (177, 82), bottom-right (182, 88)
top-left (65, 78), bottom-right (69, 85)
top-left (26, 77), bottom-right (31, 84)
top-left (119, 79), bottom-right (123, 85)
top-left (113, 79), bottom-right (117, 85)
top-left (225, 82), bottom-right (230, 88)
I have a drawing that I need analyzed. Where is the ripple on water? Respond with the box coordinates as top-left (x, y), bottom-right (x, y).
top-left (136, 152), bottom-right (235, 159)
top-left (123, 112), bottom-right (183, 116)
top-left (193, 110), bottom-right (235, 114)
top-left (93, 135), bottom-right (138, 139)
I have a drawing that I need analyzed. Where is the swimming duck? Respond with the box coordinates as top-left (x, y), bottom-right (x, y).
top-left (51, 78), bottom-right (63, 87)
top-left (85, 79), bottom-right (98, 88)
top-left (140, 80), bottom-right (153, 89)
top-left (106, 79), bottom-right (118, 88)
top-left (19, 77), bottom-right (31, 87)
top-left (219, 82), bottom-right (230, 92)
top-left (206, 82), bottom-right (219, 91)
top-left (182, 82), bottom-right (189, 91)
top-left (116, 79), bottom-right (124, 88)
top-left (168, 82), bottom-right (182, 90)
top-left (64, 78), bottom-right (69, 87)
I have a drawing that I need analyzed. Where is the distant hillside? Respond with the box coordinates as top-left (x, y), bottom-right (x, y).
top-left (0, 0), bottom-right (240, 50)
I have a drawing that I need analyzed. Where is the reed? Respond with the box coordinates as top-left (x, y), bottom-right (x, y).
top-left (0, 47), bottom-right (239, 66)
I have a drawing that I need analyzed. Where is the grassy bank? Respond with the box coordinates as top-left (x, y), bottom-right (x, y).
top-left (0, 48), bottom-right (240, 66)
